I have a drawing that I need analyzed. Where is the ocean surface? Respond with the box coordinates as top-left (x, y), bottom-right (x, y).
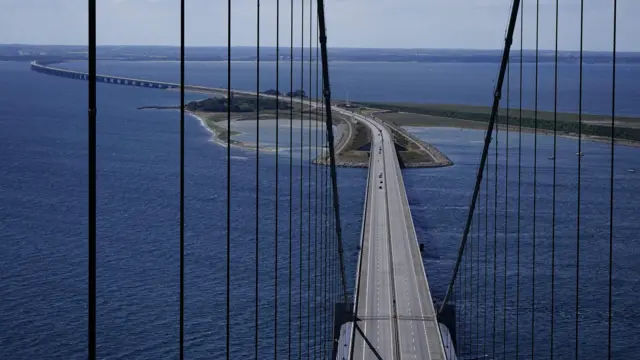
top-left (1, 59), bottom-right (639, 359)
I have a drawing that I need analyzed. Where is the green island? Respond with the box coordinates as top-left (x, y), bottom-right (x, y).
top-left (139, 91), bottom-right (456, 167)
top-left (139, 90), bottom-right (329, 151)
top-left (185, 93), bottom-right (297, 149)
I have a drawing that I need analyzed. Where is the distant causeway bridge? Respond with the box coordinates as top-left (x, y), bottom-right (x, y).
top-left (31, 61), bottom-right (181, 90)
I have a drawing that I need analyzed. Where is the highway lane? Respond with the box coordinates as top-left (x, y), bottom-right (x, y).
top-left (344, 110), bottom-right (446, 360)
top-left (350, 125), bottom-right (396, 359)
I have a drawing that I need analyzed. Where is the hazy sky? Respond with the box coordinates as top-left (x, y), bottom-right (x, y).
top-left (1, 0), bottom-right (638, 51)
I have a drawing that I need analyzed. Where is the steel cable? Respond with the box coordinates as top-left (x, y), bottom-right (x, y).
top-left (179, 0), bottom-right (185, 358)
top-left (574, 0), bottom-right (584, 358)
top-left (87, 0), bottom-right (97, 358)
top-left (607, 2), bottom-right (617, 358)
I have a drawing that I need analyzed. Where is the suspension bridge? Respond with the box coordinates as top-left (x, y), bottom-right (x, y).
top-left (12, 0), bottom-right (636, 359)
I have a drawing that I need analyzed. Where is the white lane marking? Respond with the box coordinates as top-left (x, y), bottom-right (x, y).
top-left (358, 117), bottom-right (407, 360)
top-left (362, 166), bottom-right (376, 360)
top-left (381, 129), bottom-right (429, 358)
top-left (393, 161), bottom-right (433, 358)
top-left (378, 137), bottom-right (395, 360)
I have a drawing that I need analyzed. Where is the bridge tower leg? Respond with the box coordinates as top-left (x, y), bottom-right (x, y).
top-left (331, 302), bottom-right (353, 360)
top-left (434, 300), bottom-right (457, 350)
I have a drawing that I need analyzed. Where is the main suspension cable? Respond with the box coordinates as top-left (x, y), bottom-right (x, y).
top-left (438, 0), bottom-right (522, 313)
top-left (317, 0), bottom-right (350, 305)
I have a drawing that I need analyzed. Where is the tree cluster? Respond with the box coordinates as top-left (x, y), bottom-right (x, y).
top-left (185, 96), bottom-right (290, 113)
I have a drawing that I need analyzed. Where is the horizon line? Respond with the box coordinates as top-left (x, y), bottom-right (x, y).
top-left (1, 43), bottom-right (636, 54)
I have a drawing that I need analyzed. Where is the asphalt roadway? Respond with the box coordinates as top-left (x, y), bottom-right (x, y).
top-left (342, 111), bottom-right (446, 360)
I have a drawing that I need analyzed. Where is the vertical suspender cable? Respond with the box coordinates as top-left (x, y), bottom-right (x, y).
top-left (476, 183), bottom-right (481, 357)
top-left (469, 227), bottom-right (472, 352)
top-left (288, 1), bottom-right (294, 358)
top-left (504, 58), bottom-right (510, 358)
top-left (321, 74), bottom-right (329, 358)
top-left (550, 0), bottom-right (559, 357)
top-left (531, 1), bottom-right (540, 357)
top-left (312, 10), bottom-right (319, 354)
top-left (455, 266), bottom-right (460, 350)
top-left (575, 0), bottom-right (584, 358)
top-left (317, 47), bottom-right (324, 352)
top-left (608, 2), bottom-right (617, 359)
top-left (438, 0), bottom-right (521, 314)
top-left (225, 0), bottom-right (232, 357)
top-left (254, 0), bottom-right (261, 356)
top-left (306, 1), bottom-right (312, 354)
top-left (492, 103), bottom-right (499, 358)
top-left (468, 223), bottom-right (472, 352)
top-left (318, 17), bottom-right (323, 354)
top-left (484, 149), bottom-right (489, 357)
top-left (516, 1), bottom-right (523, 357)
top-left (462, 229), bottom-right (467, 353)
top-left (273, 0), bottom-right (280, 357)
top-left (87, 0), bottom-right (97, 359)
top-left (299, 0), bottom-right (305, 355)
top-left (179, 0), bottom-right (185, 358)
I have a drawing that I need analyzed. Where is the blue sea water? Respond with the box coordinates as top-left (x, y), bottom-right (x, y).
top-left (0, 59), bottom-right (639, 359)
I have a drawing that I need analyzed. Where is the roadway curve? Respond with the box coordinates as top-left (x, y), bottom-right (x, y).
top-left (341, 109), bottom-right (446, 360)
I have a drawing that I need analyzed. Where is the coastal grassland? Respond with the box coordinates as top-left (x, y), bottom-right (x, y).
top-left (384, 122), bottom-right (453, 167)
top-left (356, 102), bottom-right (640, 145)
top-left (375, 111), bottom-right (491, 130)
top-left (332, 121), bottom-right (372, 165)
top-left (192, 104), bottom-right (351, 151)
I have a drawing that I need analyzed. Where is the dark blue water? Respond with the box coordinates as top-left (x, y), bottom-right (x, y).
top-left (59, 59), bottom-right (640, 117)
top-left (1, 60), bottom-right (639, 359)
top-left (406, 127), bottom-right (640, 359)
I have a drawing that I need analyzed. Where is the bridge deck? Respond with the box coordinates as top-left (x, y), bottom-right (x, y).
top-left (346, 110), bottom-right (446, 360)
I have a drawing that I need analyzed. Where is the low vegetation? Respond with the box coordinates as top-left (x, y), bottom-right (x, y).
top-left (185, 95), bottom-right (291, 113)
top-left (355, 102), bottom-right (640, 142)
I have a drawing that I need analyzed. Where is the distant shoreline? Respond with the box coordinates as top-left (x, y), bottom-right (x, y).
top-left (187, 111), bottom-right (278, 152)
top-left (7, 44), bottom-right (640, 65)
